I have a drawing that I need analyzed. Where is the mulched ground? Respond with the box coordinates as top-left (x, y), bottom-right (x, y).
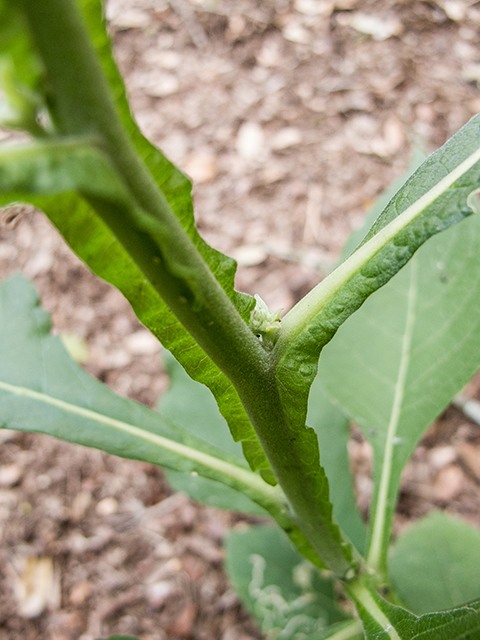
top-left (1, 0), bottom-right (480, 638)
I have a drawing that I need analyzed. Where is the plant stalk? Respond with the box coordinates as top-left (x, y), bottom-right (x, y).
top-left (21, 0), bottom-right (353, 577)
top-left (345, 574), bottom-right (400, 640)
top-left (20, 0), bottom-right (267, 388)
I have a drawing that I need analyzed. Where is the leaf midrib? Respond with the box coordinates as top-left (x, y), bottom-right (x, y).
top-left (0, 378), bottom-right (280, 502)
top-left (278, 144), bottom-right (480, 344)
top-left (366, 257), bottom-right (418, 572)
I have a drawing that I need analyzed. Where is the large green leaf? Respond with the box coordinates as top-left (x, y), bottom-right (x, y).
top-left (317, 207), bottom-right (480, 574)
top-left (225, 525), bottom-right (348, 640)
top-left (0, 0), bottom-right (273, 483)
top-left (0, 275), bottom-right (271, 507)
top-left (269, 116), bottom-right (480, 578)
top-left (0, 274), bottom-right (322, 567)
top-left (389, 512), bottom-right (480, 615)
top-left (275, 116), bottom-right (480, 432)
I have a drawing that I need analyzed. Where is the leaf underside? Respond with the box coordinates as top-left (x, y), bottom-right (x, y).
top-left (225, 525), bottom-right (348, 640)
top-left (277, 115), bottom-right (480, 452)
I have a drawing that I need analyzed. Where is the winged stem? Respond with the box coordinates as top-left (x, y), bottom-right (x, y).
top-left (19, 0), bottom-right (353, 577)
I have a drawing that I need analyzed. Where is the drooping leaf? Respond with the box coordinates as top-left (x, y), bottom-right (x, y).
top-left (351, 577), bottom-right (480, 640)
top-left (0, 273), bottom-right (268, 502)
top-left (0, 274), bottom-right (321, 567)
top-left (225, 525), bottom-right (348, 640)
top-left (389, 512), bottom-right (480, 615)
top-left (158, 353), bottom-right (268, 516)
top-left (307, 377), bottom-right (366, 555)
top-left (270, 116), bottom-right (480, 579)
top-left (0, 0), bottom-right (273, 483)
top-left (317, 207), bottom-right (480, 574)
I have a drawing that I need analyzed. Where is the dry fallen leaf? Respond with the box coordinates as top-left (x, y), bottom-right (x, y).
top-left (12, 555), bottom-right (60, 618)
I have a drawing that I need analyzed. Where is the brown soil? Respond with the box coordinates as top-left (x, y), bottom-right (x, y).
top-left (1, 0), bottom-right (480, 638)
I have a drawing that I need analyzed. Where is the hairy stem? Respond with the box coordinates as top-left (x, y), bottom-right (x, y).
top-left (20, 0), bottom-right (353, 576)
top-left (345, 575), bottom-right (400, 640)
top-left (20, 0), bottom-right (266, 388)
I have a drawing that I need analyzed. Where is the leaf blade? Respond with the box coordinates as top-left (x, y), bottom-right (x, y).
top-left (389, 512), bottom-right (480, 615)
top-left (0, 274), bottom-right (322, 567)
top-left (0, 275), bottom-right (272, 504)
top-left (266, 120), bottom-right (480, 579)
top-left (1, 0), bottom-right (273, 483)
top-left (225, 525), bottom-right (348, 639)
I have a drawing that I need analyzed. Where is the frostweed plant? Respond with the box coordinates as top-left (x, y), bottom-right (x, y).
top-left (1, 1), bottom-right (480, 639)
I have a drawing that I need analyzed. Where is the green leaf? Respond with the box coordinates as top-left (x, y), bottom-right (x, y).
top-left (76, 0), bottom-right (274, 476)
top-left (349, 576), bottom-right (480, 640)
top-left (389, 512), bottom-right (480, 615)
top-left (225, 525), bottom-right (348, 640)
top-left (159, 353), bottom-right (268, 516)
top-left (0, 0), bottom-right (273, 484)
top-left (307, 377), bottom-right (366, 555)
top-left (317, 207), bottom-right (480, 575)
top-left (0, 275), bottom-right (275, 517)
top-left (0, 274), bottom-right (321, 568)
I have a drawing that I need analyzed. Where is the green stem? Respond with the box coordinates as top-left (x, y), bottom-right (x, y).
top-left (20, 0), bottom-right (353, 577)
top-left (345, 575), bottom-right (400, 640)
top-left (20, 0), bottom-right (265, 388)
